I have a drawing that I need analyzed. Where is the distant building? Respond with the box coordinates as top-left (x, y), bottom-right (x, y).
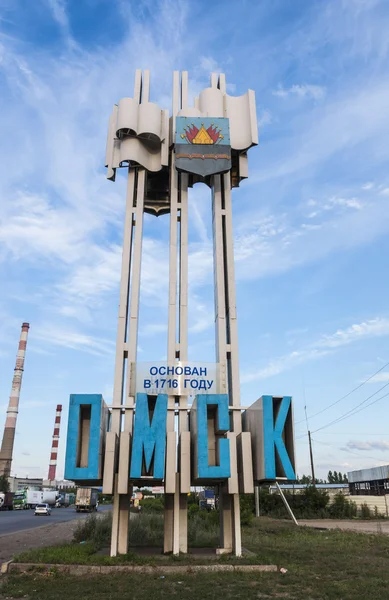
top-left (348, 465), bottom-right (389, 496)
top-left (42, 479), bottom-right (75, 490)
top-left (269, 483), bottom-right (349, 498)
top-left (8, 476), bottom-right (75, 492)
top-left (8, 476), bottom-right (43, 492)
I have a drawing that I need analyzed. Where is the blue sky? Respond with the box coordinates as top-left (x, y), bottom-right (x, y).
top-left (1, 0), bottom-right (389, 481)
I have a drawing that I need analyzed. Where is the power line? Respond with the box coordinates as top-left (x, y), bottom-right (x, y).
top-left (305, 432), bottom-right (389, 436)
top-left (312, 386), bottom-right (389, 434)
top-left (295, 359), bottom-right (389, 425)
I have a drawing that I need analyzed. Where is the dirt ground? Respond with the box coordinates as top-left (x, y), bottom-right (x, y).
top-left (300, 519), bottom-right (389, 534)
top-left (0, 519), bottom-right (80, 566)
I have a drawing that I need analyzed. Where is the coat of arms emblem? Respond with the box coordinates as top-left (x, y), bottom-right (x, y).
top-left (175, 117), bottom-right (231, 177)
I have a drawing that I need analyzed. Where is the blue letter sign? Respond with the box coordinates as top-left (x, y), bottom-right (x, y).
top-left (196, 394), bottom-right (231, 480)
top-left (130, 393), bottom-right (168, 480)
top-left (263, 395), bottom-right (295, 480)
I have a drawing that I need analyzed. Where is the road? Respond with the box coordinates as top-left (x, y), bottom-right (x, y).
top-left (0, 504), bottom-right (111, 536)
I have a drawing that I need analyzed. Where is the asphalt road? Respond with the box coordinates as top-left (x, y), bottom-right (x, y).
top-left (0, 504), bottom-right (112, 536)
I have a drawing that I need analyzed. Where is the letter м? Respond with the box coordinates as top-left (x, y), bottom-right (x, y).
top-left (130, 393), bottom-right (168, 479)
top-left (263, 396), bottom-right (295, 480)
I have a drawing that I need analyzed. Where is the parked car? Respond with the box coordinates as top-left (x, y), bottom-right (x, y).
top-left (34, 503), bottom-right (51, 516)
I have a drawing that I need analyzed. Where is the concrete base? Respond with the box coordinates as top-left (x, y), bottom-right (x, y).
top-left (216, 548), bottom-right (232, 555)
top-left (8, 562), bottom-right (279, 575)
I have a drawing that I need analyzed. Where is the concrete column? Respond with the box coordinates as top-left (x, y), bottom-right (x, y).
top-left (110, 70), bottom-right (145, 557)
top-left (212, 169), bottom-right (242, 556)
top-left (110, 168), bottom-right (136, 556)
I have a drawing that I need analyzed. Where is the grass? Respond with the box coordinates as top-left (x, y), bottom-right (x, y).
top-left (3, 517), bottom-right (389, 599)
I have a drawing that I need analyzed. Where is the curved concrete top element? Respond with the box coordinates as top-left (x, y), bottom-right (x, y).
top-left (116, 99), bottom-right (164, 146)
top-left (178, 87), bottom-right (258, 153)
top-left (105, 73), bottom-right (169, 180)
top-left (106, 70), bottom-right (258, 182)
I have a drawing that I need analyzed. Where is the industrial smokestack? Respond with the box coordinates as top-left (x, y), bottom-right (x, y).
top-left (48, 404), bottom-right (62, 482)
top-left (0, 322), bottom-right (30, 477)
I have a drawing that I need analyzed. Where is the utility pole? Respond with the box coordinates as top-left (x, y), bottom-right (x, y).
top-left (308, 431), bottom-right (316, 486)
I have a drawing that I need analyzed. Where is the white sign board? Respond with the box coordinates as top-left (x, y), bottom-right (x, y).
top-left (135, 362), bottom-right (222, 396)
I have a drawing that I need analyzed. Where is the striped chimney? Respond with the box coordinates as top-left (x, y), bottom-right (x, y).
top-left (0, 322), bottom-right (30, 477)
top-left (48, 404), bottom-right (62, 482)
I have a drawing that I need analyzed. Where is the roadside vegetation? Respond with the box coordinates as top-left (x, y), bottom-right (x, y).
top-left (5, 515), bottom-right (389, 599)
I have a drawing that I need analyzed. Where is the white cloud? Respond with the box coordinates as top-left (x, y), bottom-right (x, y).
top-left (34, 327), bottom-right (115, 356)
top-left (255, 81), bottom-right (389, 184)
top-left (47, 0), bottom-right (69, 29)
top-left (380, 188), bottom-right (389, 196)
top-left (242, 317), bottom-right (389, 382)
top-left (362, 182), bottom-right (374, 190)
top-left (241, 348), bottom-right (330, 383)
top-left (273, 84), bottom-right (326, 100)
top-left (365, 371), bottom-right (389, 383)
top-left (319, 318), bottom-right (389, 348)
top-left (343, 440), bottom-right (389, 452)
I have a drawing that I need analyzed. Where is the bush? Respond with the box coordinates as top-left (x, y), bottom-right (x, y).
top-left (187, 511), bottom-right (219, 547)
top-left (140, 497), bottom-right (164, 513)
top-left (73, 513), bottom-right (112, 546)
top-left (188, 503), bottom-right (200, 517)
top-left (257, 486), bottom-right (332, 519)
top-left (240, 494), bottom-right (254, 526)
top-left (360, 503), bottom-right (372, 519)
top-left (128, 513), bottom-right (164, 546)
top-left (328, 494), bottom-right (357, 519)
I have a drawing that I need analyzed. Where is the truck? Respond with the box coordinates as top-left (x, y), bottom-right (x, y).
top-left (13, 489), bottom-right (59, 510)
top-left (56, 492), bottom-right (76, 508)
top-left (0, 492), bottom-right (14, 510)
top-left (75, 488), bottom-right (99, 512)
top-left (199, 489), bottom-right (215, 510)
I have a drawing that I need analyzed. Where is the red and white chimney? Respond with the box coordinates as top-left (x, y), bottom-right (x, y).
top-left (0, 322), bottom-right (30, 477)
top-left (48, 404), bottom-right (62, 482)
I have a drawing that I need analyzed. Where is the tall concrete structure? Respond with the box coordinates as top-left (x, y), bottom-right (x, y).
top-left (48, 404), bottom-right (62, 482)
top-left (0, 322), bottom-right (30, 477)
top-left (65, 70), bottom-right (296, 558)
top-left (105, 70), bottom-right (257, 556)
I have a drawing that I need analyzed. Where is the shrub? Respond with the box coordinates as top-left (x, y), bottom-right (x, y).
top-left (73, 513), bottom-right (112, 546)
top-left (360, 503), bottom-right (372, 519)
top-left (240, 494), bottom-right (254, 526)
top-left (187, 511), bottom-right (219, 547)
top-left (140, 497), bottom-right (164, 513)
top-left (128, 513), bottom-right (164, 546)
top-left (328, 494), bottom-right (357, 519)
top-left (188, 503), bottom-right (200, 517)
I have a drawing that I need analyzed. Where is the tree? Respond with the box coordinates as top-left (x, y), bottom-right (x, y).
top-left (0, 475), bottom-right (10, 493)
top-left (343, 473), bottom-right (349, 483)
top-left (327, 471), bottom-right (334, 483)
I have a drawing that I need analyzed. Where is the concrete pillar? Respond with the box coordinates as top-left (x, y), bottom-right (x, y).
top-left (212, 168), bottom-right (242, 556)
top-left (164, 70), bottom-right (190, 555)
top-left (110, 70), bottom-right (145, 557)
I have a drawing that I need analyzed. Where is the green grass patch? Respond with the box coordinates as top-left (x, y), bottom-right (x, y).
top-left (6, 517), bottom-right (389, 599)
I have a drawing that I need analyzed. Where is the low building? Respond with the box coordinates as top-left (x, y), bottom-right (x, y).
top-left (269, 483), bottom-right (349, 498)
top-left (42, 479), bottom-right (75, 490)
top-left (8, 476), bottom-right (43, 492)
top-left (348, 465), bottom-right (389, 496)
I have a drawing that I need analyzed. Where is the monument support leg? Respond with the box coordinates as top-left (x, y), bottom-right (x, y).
top-left (219, 484), bottom-right (233, 551)
top-left (212, 163), bottom-right (242, 556)
top-left (164, 71), bottom-right (189, 554)
top-left (179, 494), bottom-right (188, 553)
top-left (110, 168), bottom-right (136, 556)
top-left (164, 494), bottom-right (174, 553)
